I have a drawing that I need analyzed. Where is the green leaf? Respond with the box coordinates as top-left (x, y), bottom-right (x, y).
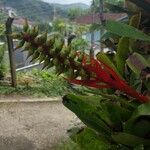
top-left (105, 20), bottom-right (150, 42)
top-left (129, 13), bottom-right (141, 28)
top-left (116, 37), bottom-right (129, 75)
top-left (133, 145), bottom-right (144, 150)
top-left (63, 94), bottom-right (132, 137)
top-left (99, 94), bottom-right (138, 111)
top-left (103, 102), bottom-right (132, 125)
top-left (124, 103), bottom-right (150, 138)
top-left (70, 127), bottom-right (111, 150)
top-left (63, 94), bottom-right (112, 138)
top-left (100, 31), bottom-right (119, 41)
top-left (129, 13), bottom-right (141, 53)
top-left (112, 132), bottom-right (150, 147)
top-left (126, 52), bottom-right (150, 75)
top-left (128, 0), bottom-right (150, 14)
top-left (96, 52), bottom-right (118, 74)
top-left (104, 2), bottom-right (131, 14)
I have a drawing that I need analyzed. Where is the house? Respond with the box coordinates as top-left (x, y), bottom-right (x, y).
top-left (75, 13), bottom-right (128, 53)
top-left (13, 17), bottom-right (33, 28)
top-left (75, 13), bottom-right (128, 25)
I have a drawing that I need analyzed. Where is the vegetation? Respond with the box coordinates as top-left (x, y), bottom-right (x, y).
top-left (0, 22), bottom-right (6, 80)
top-left (91, 0), bottom-right (124, 12)
top-left (0, 69), bottom-right (70, 97)
top-left (0, 0), bottom-right (89, 23)
top-left (13, 0), bottom-right (150, 149)
top-left (0, 44), bottom-right (6, 79)
top-left (68, 7), bottom-right (89, 21)
top-left (0, 11), bottom-right (8, 23)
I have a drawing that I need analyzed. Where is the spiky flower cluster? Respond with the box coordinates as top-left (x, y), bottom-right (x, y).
top-left (13, 20), bottom-right (149, 102)
top-left (13, 20), bottom-right (90, 79)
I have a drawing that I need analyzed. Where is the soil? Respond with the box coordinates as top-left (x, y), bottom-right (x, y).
top-left (0, 100), bottom-right (81, 150)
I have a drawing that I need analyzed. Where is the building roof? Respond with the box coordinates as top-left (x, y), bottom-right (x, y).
top-left (13, 18), bottom-right (33, 27)
top-left (75, 13), bottom-right (127, 25)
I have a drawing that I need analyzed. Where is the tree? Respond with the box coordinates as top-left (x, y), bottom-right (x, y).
top-left (68, 8), bottom-right (89, 21)
top-left (52, 18), bottom-right (66, 35)
top-left (91, 0), bottom-right (124, 13)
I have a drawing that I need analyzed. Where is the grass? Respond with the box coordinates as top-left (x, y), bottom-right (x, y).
top-left (0, 69), bottom-right (71, 98)
top-left (53, 139), bottom-right (81, 150)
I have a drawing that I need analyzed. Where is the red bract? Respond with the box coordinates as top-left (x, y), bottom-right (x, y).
top-left (70, 55), bottom-right (149, 103)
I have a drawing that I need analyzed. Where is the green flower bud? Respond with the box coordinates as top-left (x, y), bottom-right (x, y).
top-left (23, 42), bottom-right (32, 50)
top-left (34, 26), bottom-right (39, 37)
top-left (74, 70), bottom-right (79, 78)
top-left (69, 50), bottom-right (76, 59)
top-left (15, 40), bottom-right (25, 50)
top-left (74, 60), bottom-right (82, 68)
top-left (55, 65), bottom-right (64, 75)
top-left (39, 53), bottom-right (45, 63)
top-left (26, 47), bottom-right (36, 59)
top-left (47, 60), bottom-right (54, 69)
top-left (67, 68), bottom-right (75, 79)
top-left (42, 57), bottom-right (50, 69)
top-left (49, 48), bottom-right (55, 55)
top-left (23, 19), bottom-right (29, 32)
top-left (37, 46), bottom-right (43, 53)
top-left (79, 68), bottom-right (87, 79)
top-left (85, 55), bottom-right (91, 64)
top-left (64, 59), bottom-right (70, 67)
top-left (60, 45), bottom-right (70, 57)
top-left (54, 38), bottom-right (64, 52)
top-left (40, 32), bottom-right (47, 43)
top-left (11, 33), bottom-right (22, 39)
top-left (52, 58), bottom-right (59, 66)
top-left (60, 46), bottom-right (68, 58)
top-left (34, 36), bottom-right (41, 44)
top-left (34, 32), bottom-right (47, 45)
top-left (46, 37), bottom-right (55, 47)
top-left (77, 52), bottom-right (84, 62)
top-left (29, 26), bottom-right (39, 38)
top-left (31, 51), bottom-right (40, 62)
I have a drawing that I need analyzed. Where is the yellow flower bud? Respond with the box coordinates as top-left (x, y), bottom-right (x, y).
top-left (11, 33), bottom-right (22, 39)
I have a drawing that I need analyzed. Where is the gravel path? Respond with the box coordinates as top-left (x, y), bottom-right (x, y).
top-left (0, 101), bottom-right (80, 150)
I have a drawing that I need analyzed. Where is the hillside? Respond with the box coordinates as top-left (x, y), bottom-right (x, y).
top-left (51, 3), bottom-right (89, 10)
top-left (0, 0), bottom-right (89, 23)
top-left (0, 0), bottom-right (57, 22)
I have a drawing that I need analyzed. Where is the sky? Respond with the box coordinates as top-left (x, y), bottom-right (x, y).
top-left (42, 0), bottom-right (92, 5)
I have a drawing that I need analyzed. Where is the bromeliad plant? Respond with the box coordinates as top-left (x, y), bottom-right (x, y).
top-left (13, 1), bottom-right (150, 149)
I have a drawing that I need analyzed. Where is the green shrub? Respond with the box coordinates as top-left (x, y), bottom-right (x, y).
top-left (0, 69), bottom-right (70, 97)
top-left (0, 44), bottom-right (7, 80)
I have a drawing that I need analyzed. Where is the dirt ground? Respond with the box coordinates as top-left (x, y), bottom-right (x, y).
top-left (0, 100), bottom-right (80, 150)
